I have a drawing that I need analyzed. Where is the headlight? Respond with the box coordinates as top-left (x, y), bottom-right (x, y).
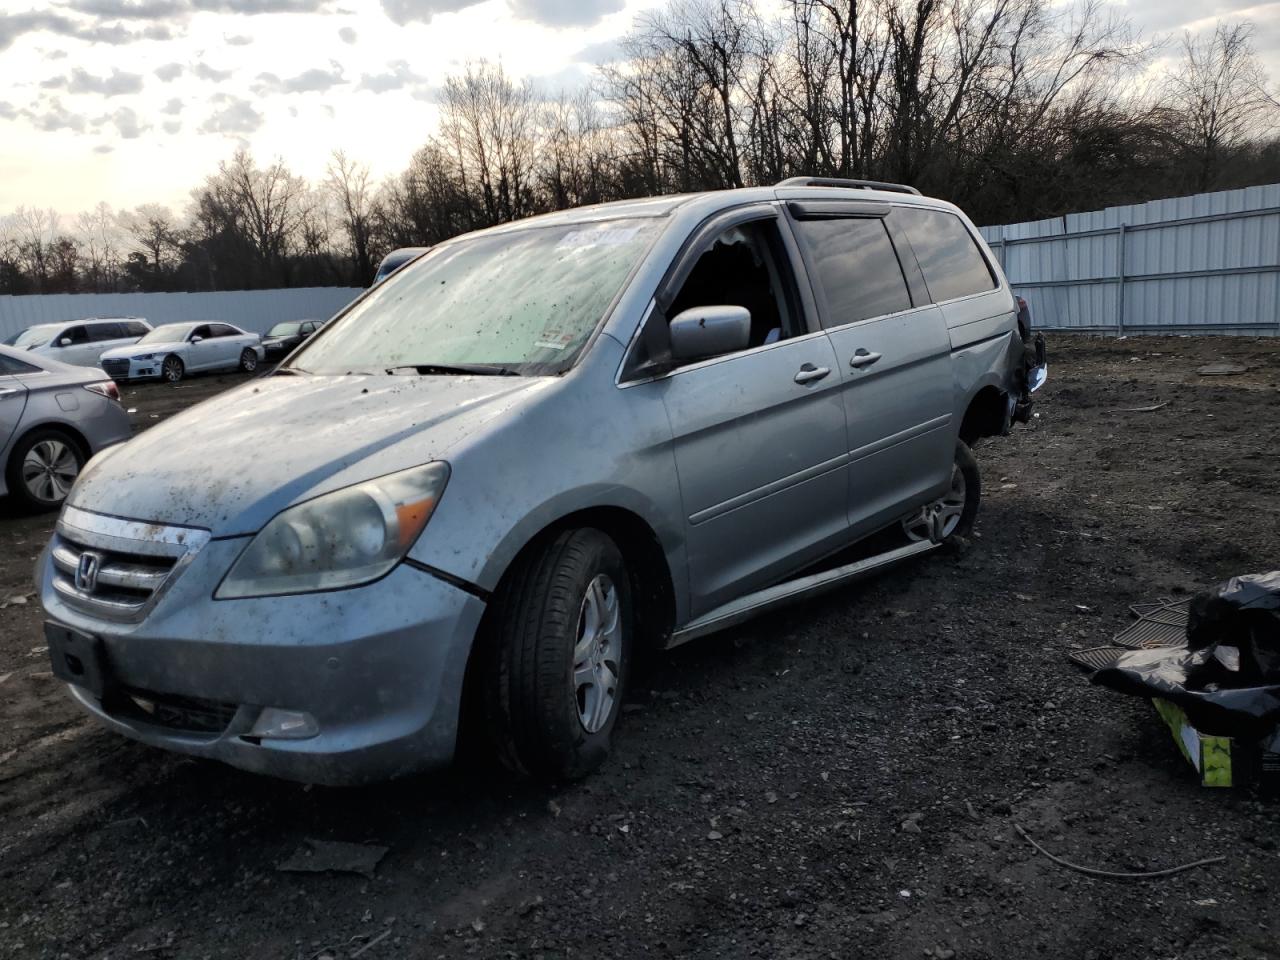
top-left (136, 353), bottom-right (156, 360)
top-left (215, 462), bottom-right (449, 599)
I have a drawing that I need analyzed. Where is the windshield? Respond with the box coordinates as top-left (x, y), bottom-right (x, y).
top-left (137, 323), bottom-right (194, 345)
top-left (294, 219), bottom-right (659, 375)
top-left (268, 322), bottom-right (301, 337)
top-left (13, 325), bottom-right (60, 349)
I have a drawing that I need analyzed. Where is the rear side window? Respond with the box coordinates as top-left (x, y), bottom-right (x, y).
top-left (89, 322), bottom-right (124, 341)
top-left (125, 321), bottom-right (149, 337)
top-left (792, 218), bottom-right (911, 327)
top-left (210, 324), bottom-right (238, 337)
top-left (0, 354), bottom-right (41, 375)
top-left (895, 208), bottom-right (996, 302)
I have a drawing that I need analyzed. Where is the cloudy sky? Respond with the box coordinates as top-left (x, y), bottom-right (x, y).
top-left (0, 0), bottom-right (1277, 217)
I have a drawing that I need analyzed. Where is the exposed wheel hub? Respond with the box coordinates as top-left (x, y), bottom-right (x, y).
top-left (572, 573), bottom-right (621, 734)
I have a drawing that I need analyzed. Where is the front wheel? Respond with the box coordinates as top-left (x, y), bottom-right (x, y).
top-left (903, 440), bottom-right (981, 543)
top-left (7, 429), bottom-right (85, 511)
top-left (161, 355), bottom-right (184, 383)
top-left (481, 528), bottom-right (632, 781)
top-left (239, 349), bottom-right (258, 373)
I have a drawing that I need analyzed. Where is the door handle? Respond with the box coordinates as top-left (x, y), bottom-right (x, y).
top-left (0, 388), bottom-right (20, 398)
top-left (849, 349), bottom-right (882, 369)
top-left (793, 364), bottom-right (830, 384)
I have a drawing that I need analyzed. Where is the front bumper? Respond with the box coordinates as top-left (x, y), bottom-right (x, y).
top-left (38, 533), bottom-right (487, 785)
top-left (101, 357), bottom-right (163, 381)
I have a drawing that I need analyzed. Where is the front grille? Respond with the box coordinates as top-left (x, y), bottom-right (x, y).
top-left (110, 687), bottom-right (239, 736)
top-left (101, 358), bottom-right (131, 378)
top-left (50, 506), bottom-right (210, 623)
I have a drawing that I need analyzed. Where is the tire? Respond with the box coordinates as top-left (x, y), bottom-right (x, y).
top-left (162, 355), bottom-right (184, 383)
top-left (239, 349), bottom-right (258, 373)
top-left (481, 528), bottom-right (632, 781)
top-left (6, 428), bottom-right (86, 511)
top-left (902, 440), bottom-right (981, 544)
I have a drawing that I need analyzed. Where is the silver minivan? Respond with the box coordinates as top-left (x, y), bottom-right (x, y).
top-left (11, 318), bottom-right (152, 369)
top-left (38, 180), bottom-right (1045, 784)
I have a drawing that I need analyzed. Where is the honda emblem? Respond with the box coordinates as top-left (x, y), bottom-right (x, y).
top-left (75, 551), bottom-right (102, 593)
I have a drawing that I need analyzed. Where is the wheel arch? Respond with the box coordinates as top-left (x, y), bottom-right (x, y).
top-left (958, 382), bottom-right (1008, 446)
top-left (3, 420), bottom-right (91, 500)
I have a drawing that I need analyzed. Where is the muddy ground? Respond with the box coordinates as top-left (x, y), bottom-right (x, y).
top-left (1, 337), bottom-right (1279, 960)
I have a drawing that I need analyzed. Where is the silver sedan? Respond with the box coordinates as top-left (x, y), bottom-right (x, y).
top-left (0, 345), bottom-right (132, 510)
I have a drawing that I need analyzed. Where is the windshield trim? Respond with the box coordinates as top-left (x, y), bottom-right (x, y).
top-left (284, 213), bottom-right (670, 379)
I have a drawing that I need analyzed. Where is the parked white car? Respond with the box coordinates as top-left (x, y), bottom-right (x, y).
top-left (10, 318), bottom-right (152, 368)
top-left (99, 322), bottom-right (265, 382)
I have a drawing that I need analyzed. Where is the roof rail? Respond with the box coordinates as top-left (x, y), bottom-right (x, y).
top-left (775, 176), bottom-right (921, 196)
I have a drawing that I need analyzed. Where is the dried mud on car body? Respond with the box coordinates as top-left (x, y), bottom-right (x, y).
top-left (1, 341), bottom-right (1279, 959)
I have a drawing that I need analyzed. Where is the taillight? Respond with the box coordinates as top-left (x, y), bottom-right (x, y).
top-left (85, 381), bottom-right (121, 402)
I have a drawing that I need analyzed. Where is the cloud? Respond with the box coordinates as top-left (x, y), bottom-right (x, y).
top-left (66, 0), bottom-right (333, 15)
top-left (253, 61), bottom-right (345, 94)
top-left (357, 59), bottom-right (426, 92)
top-left (338, 24), bottom-right (356, 42)
top-left (572, 36), bottom-right (623, 64)
top-left (0, 11), bottom-right (138, 51)
top-left (42, 67), bottom-right (146, 96)
top-left (508, 0), bottom-right (623, 28)
top-left (194, 62), bottom-right (233, 82)
top-left (105, 105), bottom-right (148, 138)
top-left (225, 33), bottom-right (252, 44)
top-left (378, 0), bottom-right (480, 27)
top-left (162, 118), bottom-right (181, 133)
top-left (199, 94), bottom-right (263, 134)
top-left (94, 143), bottom-right (113, 153)
top-left (25, 98), bottom-right (88, 133)
top-left (0, 101), bottom-right (17, 120)
top-left (155, 62), bottom-right (183, 80)
top-left (162, 96), bottom-right (183, 114)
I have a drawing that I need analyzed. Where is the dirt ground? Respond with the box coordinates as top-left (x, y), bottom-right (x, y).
top-left (2, 337), bottom-right (1279, 960)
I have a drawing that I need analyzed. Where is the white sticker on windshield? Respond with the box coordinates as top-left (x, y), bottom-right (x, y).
top-left (556, 226), bottom-right (642, 249)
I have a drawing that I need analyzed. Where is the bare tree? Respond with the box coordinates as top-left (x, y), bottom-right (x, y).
top-left (326, 150), bottom-right (377, 284)
top-left (1162, 22), bottom-right (1276, 192)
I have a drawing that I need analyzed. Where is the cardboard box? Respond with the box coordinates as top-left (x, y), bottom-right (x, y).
top-left (1152, 697), bottom-right (1234, 787)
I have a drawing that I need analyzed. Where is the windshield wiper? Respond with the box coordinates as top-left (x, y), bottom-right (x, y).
top-left (386, 363), bottom-right (520, 377)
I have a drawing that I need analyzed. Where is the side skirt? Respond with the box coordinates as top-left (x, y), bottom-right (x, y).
top-left (665, 539), bottom-right (939, 648)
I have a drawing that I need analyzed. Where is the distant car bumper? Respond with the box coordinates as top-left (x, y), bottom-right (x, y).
top-left (261, 340), bottom-right (294, 357)
top-left (100, 357), bottom-right (163, 381)
top-left (38, 530), bottom-right (486, 785)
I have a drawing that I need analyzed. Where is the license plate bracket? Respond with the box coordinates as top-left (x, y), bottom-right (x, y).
top-left (45, 621), bottom-right (111, 699)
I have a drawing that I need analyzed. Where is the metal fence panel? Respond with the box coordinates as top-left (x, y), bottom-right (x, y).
top-left (0, 287), bottom-right (363, 342)
top-left (980, 184), bottom-right (1280, 335)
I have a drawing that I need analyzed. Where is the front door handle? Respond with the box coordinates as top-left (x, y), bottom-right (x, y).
top-left (794, 364), bottom-right (830, 385)
top-left (0, 387), bottom-right (20, 398)
top-left (849, 349), bottom-right (882, 369)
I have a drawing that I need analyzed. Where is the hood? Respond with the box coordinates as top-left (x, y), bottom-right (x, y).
top-left (102, 341), bottom-right (183, 359)
top-left (69, 372), bottom-right (550, 535)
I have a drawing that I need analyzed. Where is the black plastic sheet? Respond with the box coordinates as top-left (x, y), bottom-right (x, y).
top-left (1092, 572), bottom-right (1280, 739)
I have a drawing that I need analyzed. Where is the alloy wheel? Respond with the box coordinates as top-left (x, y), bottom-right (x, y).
top-left (572, 573), bottom-right (621, 734)
top-left (903, 463), bottom-right (967, 543)
top-left (22, 439), bottom-right (78, 504)
top-left (163, 358), bottom-right (182, 382)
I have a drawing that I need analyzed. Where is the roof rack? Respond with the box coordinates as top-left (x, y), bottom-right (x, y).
top-left (775, 176), bottom-right (920, 196)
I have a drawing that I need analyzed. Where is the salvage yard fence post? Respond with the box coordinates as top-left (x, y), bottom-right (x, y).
top-left (979, 183), bottom-right (1280, 336)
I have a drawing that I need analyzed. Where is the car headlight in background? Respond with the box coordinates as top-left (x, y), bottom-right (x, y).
top-left (136, 353), bottom-right (157, 360)
top-left (215, 462), bottom-right (449, 599)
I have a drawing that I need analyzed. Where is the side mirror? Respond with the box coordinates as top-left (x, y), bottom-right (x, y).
top-left (669, 305), bottom-right (751, 363)
top-left (58, 337), bottom-right (72, 347)
top-left (190, 336), bottom-right (203, 344)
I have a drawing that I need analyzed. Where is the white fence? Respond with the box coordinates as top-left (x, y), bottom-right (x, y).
top-left (0, 287), bottom-right (363, 342)
top-left (978, 184), bottom-right (1280, 336)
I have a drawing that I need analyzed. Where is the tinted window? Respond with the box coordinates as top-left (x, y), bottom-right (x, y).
top-left (125, 321), bottom-right (149, 337)
top-left (0, 354), bottom-right (41, 375)
top-left (896, 208), bottom-right (996, 302)
top-left (793, 218), bottom-right (911, 327)
top-left (209, 324), bottom-right (238, 337)
top-left (58, 326), bottom-right (88, 345)
top-left (89, 322), bottom-right (125, 341)
top-left (190, 325), bottom-right (213, 340)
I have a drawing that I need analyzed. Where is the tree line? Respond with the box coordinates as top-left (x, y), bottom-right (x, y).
top-left (2, 0), bottom-right (1277, 296)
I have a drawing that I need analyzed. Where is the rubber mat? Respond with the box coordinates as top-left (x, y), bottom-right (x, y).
top-left (1069, 646), bottom-right (1128, 671)
top-left (1113, 618), bottom-right (1186, 649)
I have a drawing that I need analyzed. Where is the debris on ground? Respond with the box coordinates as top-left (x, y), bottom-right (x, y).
top-left (1196, 361), bottom-right (1248, 376)
top-left (1014, 824), bottom-right (1225, 879)
top-left (1078, 572), bottom-right (1280, 786)
top-left (276, 839), bottom-right (389, 878)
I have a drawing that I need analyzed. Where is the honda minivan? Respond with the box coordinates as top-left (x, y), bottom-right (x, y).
top-left (38, 179), bottom-right (1045, 784)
